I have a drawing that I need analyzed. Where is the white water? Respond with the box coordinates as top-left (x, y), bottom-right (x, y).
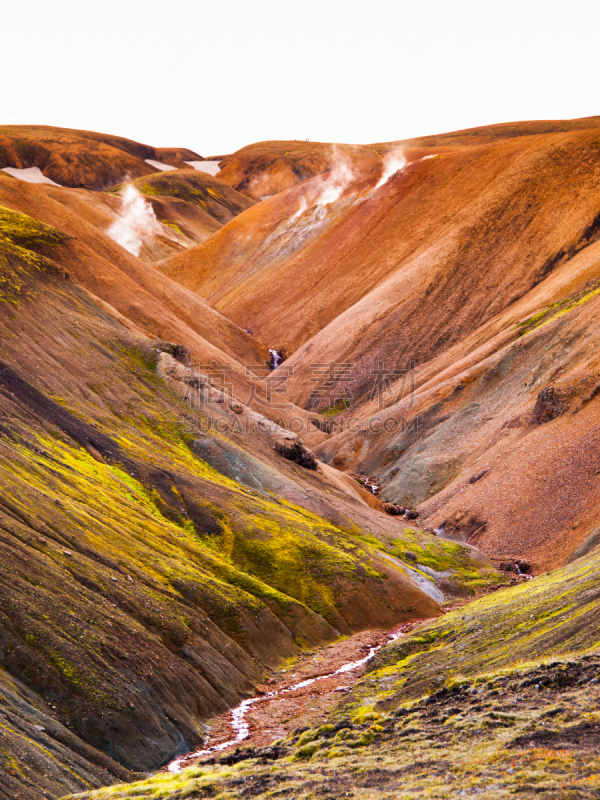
top-left (168, 629), bottom-right (403, 773)
top-left (268, 349), bottom-right (282, 369)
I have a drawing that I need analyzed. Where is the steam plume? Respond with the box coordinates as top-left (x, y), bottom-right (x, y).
top-left (315, 148), bottom-right (355, 206)
top-left (376, 149), bottom-right (407, 189)
top-left (107, 183), bottom-right (163, 257)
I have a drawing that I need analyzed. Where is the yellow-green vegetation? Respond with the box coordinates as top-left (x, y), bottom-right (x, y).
top-left (110, 171), bottom-right (254, 222)
top-left (0, 205), bottom-right (67, 302)
top-left (388, 528), bottom-right (504, 596)
top-left (65, 549), bottom-right (600, 799)
top-left (516, 277), bottom-right (600, 337)
top-left (160, 220), bottom-right (185, 236)
top-left (349, 545), bottom-right (600, 711)
top-left (0, 248), bottom-right (449, 776)
top-left (63, 652), bottom-right (600, 799)
top-left (320, 398), bottom-right (351, 418)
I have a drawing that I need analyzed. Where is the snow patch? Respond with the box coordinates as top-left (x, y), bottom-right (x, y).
top-left (185, 160), bottom-right (221, 176)
top-left (1, 166), bottom-right (61, 186)
top-left (145, 159), bottom-right (177, 171)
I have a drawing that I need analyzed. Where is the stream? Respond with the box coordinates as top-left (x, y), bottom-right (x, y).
top-left (168, 628), bottom-right (404, 773)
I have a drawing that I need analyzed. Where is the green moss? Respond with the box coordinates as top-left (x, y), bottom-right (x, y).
top-left (388, 529), bottom-right (503, 595)
top-left (160, 219), bottom-right (185, 236)
top-left (320, 399), bottom-right (351, 418)
top-left (0, 205), bottom-right (66, 251)
top-left (0, 206), bottom-right (67, 303)
top-left (346, 544), bottom-right (600, 717)
top-left (516, 277), bottom-right (600, 337)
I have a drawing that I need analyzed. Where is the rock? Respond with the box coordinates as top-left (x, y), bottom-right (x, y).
top-left (469, 469), bottom-right (488, 484)
top-left (499, 561), bottom-right (519, 574)
top-left (531, 385), bottom-right (568, 424)
top-left (516, 560), bottom-right (531, 574)
top-left (405, 510), bottom-right (419, 520)
top-left (382, 502), bottom-right (406, 516)
top-left (273, 436), bottom-right (317, 470)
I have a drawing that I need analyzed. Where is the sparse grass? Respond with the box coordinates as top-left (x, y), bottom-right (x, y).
top-left (388, 528), bottom-right (505, 595)
top-left (64, 650), bottom-right (600, 799)
top-left (516, 277), bottom-right (600, 337)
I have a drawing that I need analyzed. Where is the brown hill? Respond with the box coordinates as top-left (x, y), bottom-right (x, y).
top-left (123, 169), bottom-right (256, 255)
top-left (215, 116), bottom-right (600, 200)
top-left (216, 140), bottom-right (381, 199)
top-left (0, 125), bottom-right (203, 189)
top-left (8, 116), bottom-right (600, 798)
top-left (158, 121), bottom-right (600, 572)
top-left (0, 195), bottom-right (488, 798)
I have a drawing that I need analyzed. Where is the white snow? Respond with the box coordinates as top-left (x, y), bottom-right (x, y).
top-left (1, 166), bottom-right (61, 186)
top-left (144, 159), bottom-right (177, 171)
top-left (185, 160), bottom-right (221, 176)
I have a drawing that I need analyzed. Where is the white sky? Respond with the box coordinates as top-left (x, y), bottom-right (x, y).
top-left (1, 0), bottom-right (600, 156)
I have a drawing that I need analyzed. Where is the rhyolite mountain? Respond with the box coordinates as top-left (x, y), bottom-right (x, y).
top-left (0, 119), bottom-right (599, 800)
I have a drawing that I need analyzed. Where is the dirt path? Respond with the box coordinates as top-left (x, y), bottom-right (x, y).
top-left (170, 622), bottom-right (425, 772)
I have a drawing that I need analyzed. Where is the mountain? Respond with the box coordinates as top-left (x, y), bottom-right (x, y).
top-left (0, 125), bottom-right (211, 189)
top-left (0, 126), bottom-right (494, 799)
top-left (158, 120), bottom-right (600, 572)
top-left (67, 541), bottom-right (600, 799)
top-left (2, 118), bottom-right (600, 800)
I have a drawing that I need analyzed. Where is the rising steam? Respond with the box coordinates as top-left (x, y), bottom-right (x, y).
top-left (289, 147), bottom-right (357, 224)
top-left (375, 149), bottom-right (407, 189)
top-left (107, 183), bottom-right (163, 257)
top-left (315, 148), bottom-right (356, 206)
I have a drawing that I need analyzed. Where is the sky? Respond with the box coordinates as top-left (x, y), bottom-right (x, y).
top-left (2, 0), bottom-right (600, 156)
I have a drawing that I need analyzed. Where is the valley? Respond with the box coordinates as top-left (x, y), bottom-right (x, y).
top-left (0, 119), bottom-right (599, 799)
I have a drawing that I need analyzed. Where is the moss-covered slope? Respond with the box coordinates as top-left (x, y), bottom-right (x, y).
top-left (68, 545), bottom-right (600, 799)
top-left (0, 205), bottom-right (488, 797)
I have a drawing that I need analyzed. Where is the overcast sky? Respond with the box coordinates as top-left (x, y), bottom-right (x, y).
top-left (2, 0), bottom-right (600, 156)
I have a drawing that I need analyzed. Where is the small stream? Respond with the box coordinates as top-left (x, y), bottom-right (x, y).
top-left (168, 628), bottom-right (403, 773)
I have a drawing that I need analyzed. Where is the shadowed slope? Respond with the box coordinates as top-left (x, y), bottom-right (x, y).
top-left (65, 540), bottom-right (600, 800)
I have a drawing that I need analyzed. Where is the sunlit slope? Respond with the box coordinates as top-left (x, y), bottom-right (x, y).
top-left (160, 125), bottom-right (600, 370)
top-left (158, 122), bottom-right (600, 572)
top-left (315, 212), bottom-right (600, 571)
top-left (38, 170), bottom-right (256, 263)
top-left (0, 125), bottom-right (205, 189)
top-left (0, 204), bottom-right (495, 796)
top-left (0, 173), bottom-right (323, 434)
top-left (215, 116), bottom-right (600, 200)
top-left (123, 169), bottom-right (256, 256)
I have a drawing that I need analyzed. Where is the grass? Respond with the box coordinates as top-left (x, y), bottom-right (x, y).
top-left (64, 546), bottom-right (600, 799)
top-left (64, 650), bottom-right (600, 799)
